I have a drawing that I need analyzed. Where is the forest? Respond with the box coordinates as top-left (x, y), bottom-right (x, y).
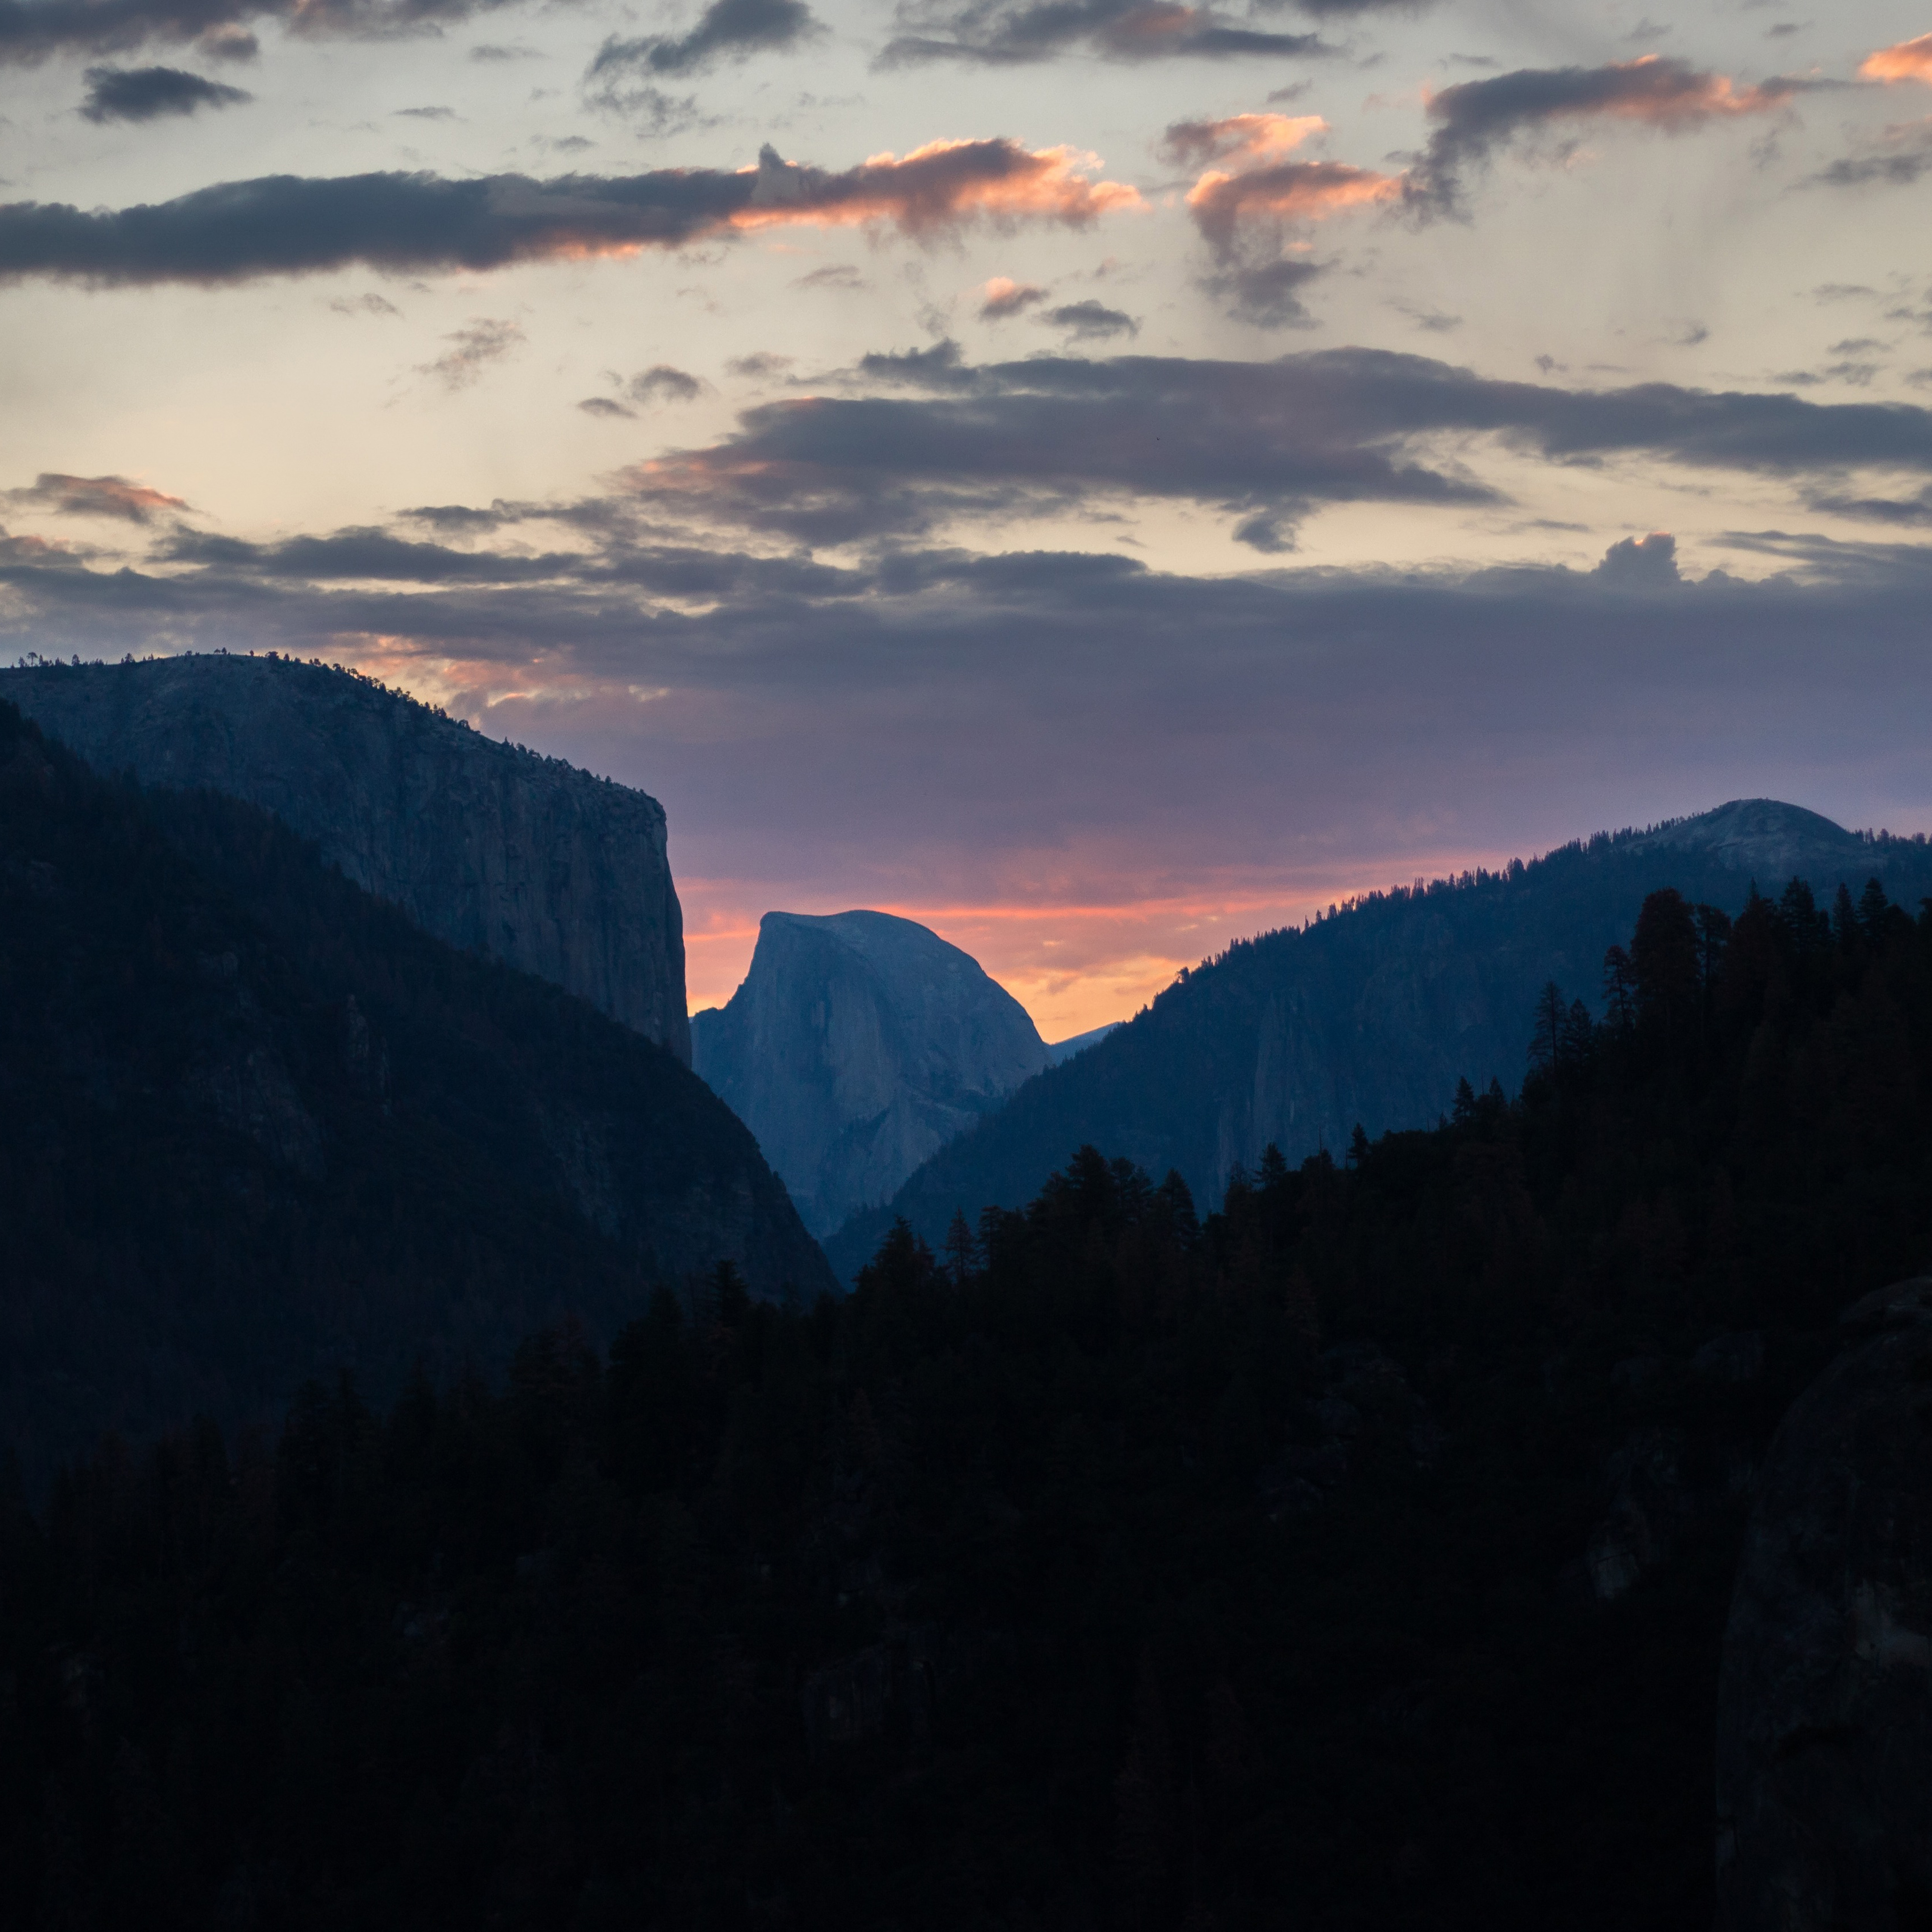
top-left (2, 871), bottom-right (1928, 1930)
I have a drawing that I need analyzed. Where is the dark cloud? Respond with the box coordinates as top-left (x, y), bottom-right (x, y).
top-left (579, 395), bottom-right (635, 418)
top-left (1409, 56), bottom-right (1804, 217)
top-left (468, 40), bottom-right (539, 59)
top-left (878, 0), bottom-right (1332, 67)
top-left (1045, 298), bottom-right (1137, 338)
top-left (1209, 257), bottom-right (1324, 328)
top-left (1594, 529), bottom-right (1680, 586)
top-left (727, 351), bottom-right (796, 377)
top-left (628, 364), bottom-right (703, 404)
top-left (6, 471), bottom-right (191, 522)
top-left (1812, 120), bottom-right (1932, 189)
top-left (80, 63), bottom-right (250, 121)
top-left (415, 316), bottom-right (523, 389)
top-left (1, 0), bottom-right (523, 68)
top-left (793, 263), bottom-right (865, 290)
top-left (0, 141), bottom-right (1137, 288)
top-left (394, 103), bottom-right (455, 119)
top-left (158, 525), bottom-right (586, 581)
top-left (587, 0), bottom-right (822, 82)
top-left (614, 345), bottom-right (1932, 551)
top-left (1803, 483), bottom-right (1932, 526)
top-left (9, 526), bottom-right (1932, 968)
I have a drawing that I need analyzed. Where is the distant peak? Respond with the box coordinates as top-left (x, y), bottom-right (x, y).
top-left (1630, 798), bottom-right (1864, 877)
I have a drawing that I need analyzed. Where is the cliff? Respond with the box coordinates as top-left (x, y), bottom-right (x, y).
top-left (0, 699), bottom-right (827, 1488)
top-left (0, 653), bottom-right (691, 1061)
top-left (828, 800), bottom-right (1932, 1275)
top-left (692, 909), bottom-right (1048, 1235)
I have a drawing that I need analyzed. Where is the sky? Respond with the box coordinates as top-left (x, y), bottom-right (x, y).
top-left (3, 0), bottom-right (1932, 1037)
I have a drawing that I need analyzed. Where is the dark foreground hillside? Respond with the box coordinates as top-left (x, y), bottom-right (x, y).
top-left (0, 700), bottom-right (829, 1487)
top-left (2, 872), bottom-right (1926, 1929)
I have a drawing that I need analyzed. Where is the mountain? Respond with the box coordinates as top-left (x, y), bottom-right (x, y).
top-left (691, 909), bottom-right (1048, 1235)
top-left (1047, 1021), bottom-right (1120, 1064)
top-left (826, 800), bottom-right (1932, 1277)
top-left (11, 863), bottom-right (1932, 1930)
top-left (0, 698), bottom-right (829, 1490)
top-left (1, 653), bottom-right (691, 1061)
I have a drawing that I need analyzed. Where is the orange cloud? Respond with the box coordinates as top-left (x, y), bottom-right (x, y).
top-left (729, 139), bottom-right (1142, 238)
top-left (1162, 112), bottom-right (1326, 169)
top-left (1863, 34), bottom-right (1932, 84)
top-left (1186, 160), bottom-right (1400, 245)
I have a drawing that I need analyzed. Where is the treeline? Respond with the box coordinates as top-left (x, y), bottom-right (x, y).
top-left (3, 877), bottom-right (1930, 1930)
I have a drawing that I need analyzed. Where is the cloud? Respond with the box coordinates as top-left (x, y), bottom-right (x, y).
top-left (80, 63), bottom-right (251, 122)
top-left (327, 290), bottom-right (402, 315)
top-left (728, 350), bottom-right (796, 377)
top-left (579, 395), bottom-right (635, 417)
top-left (614, 344), bottom-right (1932, 551)
top-left (628, 363), bottom-right (703, 404)
top-left (1160, 112), bottom-right (1383, 326)
top-left (793, 262), bottom-right (865, 290)
top-left (1861, 34), bottom-right (1932, 85)
top-left (1044, 298), bottom-right (1137, 338)
top-left (394, 103), bottom-right (455, 120)
top-left (1594, 529), bottom-right (1680, 585)
top-left (878, 0), bottom-right (1333, 68)
top-left (1803, 482), bottom-right (1932, 526)
top-left (1209, 256), bottom-right (1324, 328)
top-left (6, 471), bottom-right (191, 522)
top-left (587, 0), bottom-right (823, 81)
top-left (1186, 158), bottom-right (1399, 246)
top-left (1, 0), bottom-right (528, 68)
top-left (1394, 300), bottom-right (1461, 332)
top-left (469, 41), bottom-right (540, 60)
top-left (1812, 118), bottom-right (1932, 189)
top-left (1159, 111), bottom-right (1326, 168)
top-left (980, 275), bottom-right (1046, 318)
top-left (415, 316), bottom-right (523, 388)
top-left (1408, 56), bottom-right (1804, 217)
top-left (0, 141), bottom-right (1140, 288)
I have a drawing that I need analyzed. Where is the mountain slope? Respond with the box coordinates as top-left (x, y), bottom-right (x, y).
top-left (692, 909), bottom-right (1047, 1234)
top-left (2, 653), bottom-right (691, 1060)
top-left (0, 700), bottom-right (829, 1488)
top-left (828, 801), bottom-right (1932, 1275)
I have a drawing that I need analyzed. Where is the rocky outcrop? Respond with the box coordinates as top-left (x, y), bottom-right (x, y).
top-left (1715, 1278), bottom-right (1932, 1931)
top-left (2, 654), bottom-right (690, 1060)
top-left (692, 911), bottom-right (1047, 1235)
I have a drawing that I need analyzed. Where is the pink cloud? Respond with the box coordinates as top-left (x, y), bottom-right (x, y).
top-left (1863, 34), bottom-right (1932, 85)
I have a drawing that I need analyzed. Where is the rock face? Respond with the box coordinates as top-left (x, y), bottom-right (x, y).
top-left (692, 911), bottom-right (1047, 1235)
top-left (0, 699), bottom-right (828, 1486)
top-left (829, 799), bottom-right (1932, 1275)
top-left (1715, 1278), bottom-right (1932, 1931)
top-left (1, 654), bottom-right (690, 1060)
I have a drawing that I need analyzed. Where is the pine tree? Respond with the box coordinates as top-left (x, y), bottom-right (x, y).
top-left (1529, 981), bottom-right (1566, 1075)
top-left (943, 1209), bottom-right (977, 1285)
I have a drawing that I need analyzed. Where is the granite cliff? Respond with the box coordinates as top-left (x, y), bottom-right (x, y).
top-left (828, 800), bottom-right (1932, 1275)
top-left (0, 698), bottom-right (827, 1487)
top-left (2, 653), bottom-right (690, 1060)
top-left (692, 910), bottom-right (1047, 1235)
